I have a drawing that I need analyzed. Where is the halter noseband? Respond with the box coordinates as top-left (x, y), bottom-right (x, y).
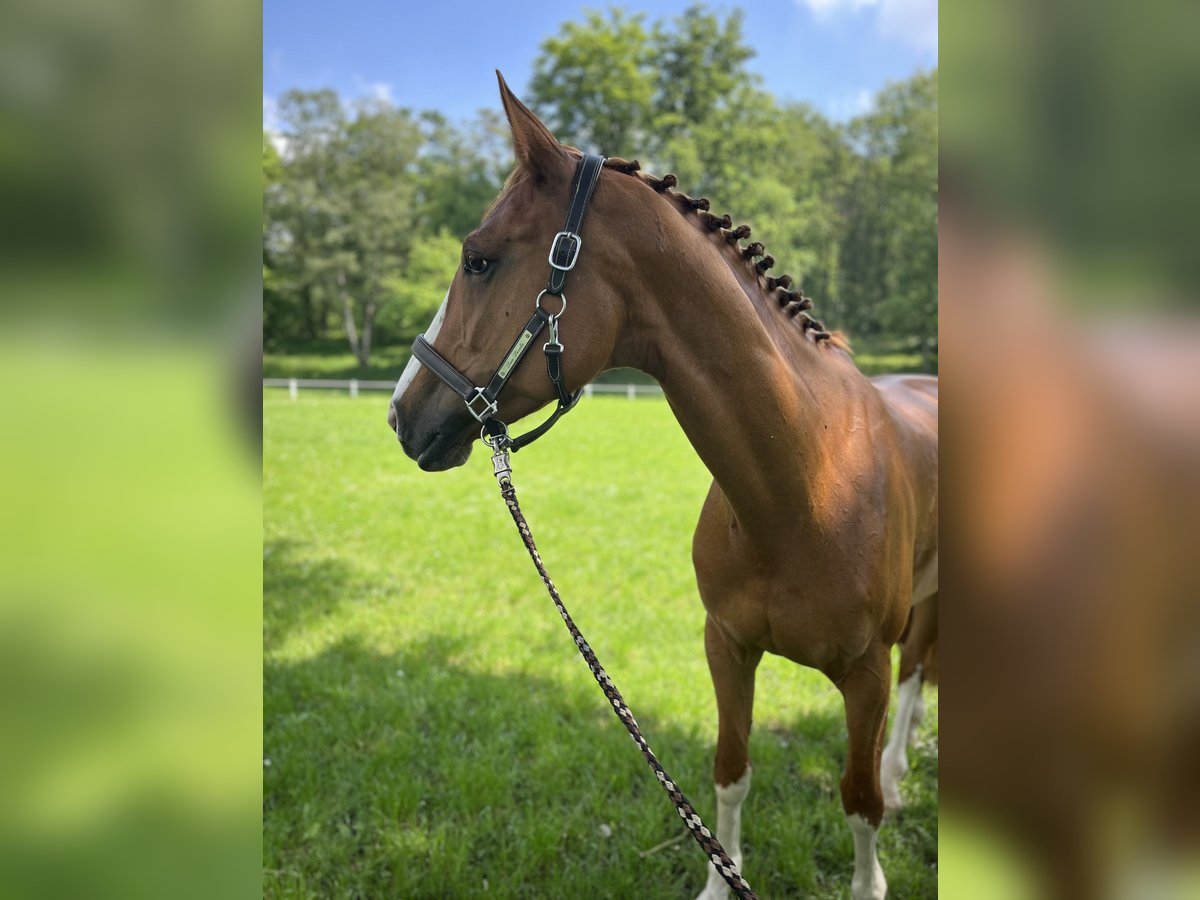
top-left (409, 153), bottom-right (606, 453)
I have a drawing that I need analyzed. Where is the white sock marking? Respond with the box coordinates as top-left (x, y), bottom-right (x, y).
top-left (696, 766), bottom-right (752, 900)
top-left (847, 813), bottom-right (887, 900)
top-left (881, 667), bottom-right (924, 812)
top-left (391, 289), bottom-right (449, 408)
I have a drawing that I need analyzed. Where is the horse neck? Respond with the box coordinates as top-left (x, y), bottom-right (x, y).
top-left (609, 220), bottom-right (868, 545)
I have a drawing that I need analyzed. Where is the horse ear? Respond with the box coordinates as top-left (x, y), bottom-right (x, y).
top-left (496, 70), bottom-right (570, 183)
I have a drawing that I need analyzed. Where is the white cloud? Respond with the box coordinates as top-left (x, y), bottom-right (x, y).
top-left (262, 93), bottom-right (278, 130)
top-left (368, 82), bottom-right (394, 104)
top-left (796, 0), bottom-right (937, 50)
top-left (878, 0), bottom-right (938, 50)
top-left (263, 94), bottom-right (289, 156)
top-left (352, 75), bottom-right (395, 105)
top-left (803, 0), bottom-right (879, 17)
top-left (828, 88), bottom-right (875, 120)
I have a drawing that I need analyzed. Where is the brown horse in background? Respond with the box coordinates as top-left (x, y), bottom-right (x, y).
top-left (388, 74), bottom-right (938, 899)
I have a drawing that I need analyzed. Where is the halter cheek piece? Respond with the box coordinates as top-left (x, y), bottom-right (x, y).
top-left (410, 153), bottom-right (607, 452)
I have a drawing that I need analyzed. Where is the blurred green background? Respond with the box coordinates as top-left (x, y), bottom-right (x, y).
top-left (1, 0), bottom-right (261, 896)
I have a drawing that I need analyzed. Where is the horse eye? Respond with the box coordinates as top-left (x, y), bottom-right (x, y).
top-left (463, 252), bottom-right (490, 275)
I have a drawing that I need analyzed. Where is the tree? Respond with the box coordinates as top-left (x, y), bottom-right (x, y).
top-left (263, 90), bottom-right (345, 346)
top-left (529, 3), bottom-right (769, 177)
top-left (652, 5), bottom-right (757, 143)
top-left (335, 101), bottom-right (422, 366)
top-left (415, 111), bottom-right (508, 239)
top-left (264, 92), bottom-right (421, 366)
top-left (843, 71), bottom-right (938, 363)
top-left (376, 229), bottom-right (462, 344)
top-left (530, 8), bottom-right (657, 156)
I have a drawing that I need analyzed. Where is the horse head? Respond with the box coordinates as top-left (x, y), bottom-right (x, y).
top-left (389, 73), bottom-right (629, 470)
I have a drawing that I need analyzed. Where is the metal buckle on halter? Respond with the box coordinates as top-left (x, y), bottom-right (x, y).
top-left (547, 231), bottom-right (582, 272)
top-left (465, 388), bottom-right (498, 422)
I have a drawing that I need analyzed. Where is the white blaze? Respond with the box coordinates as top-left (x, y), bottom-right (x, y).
top-left (391, 289), bottom-right (450, 407)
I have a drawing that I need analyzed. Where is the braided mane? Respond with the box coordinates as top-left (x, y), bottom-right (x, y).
top-left (601, 156), bottom-right (850, 353)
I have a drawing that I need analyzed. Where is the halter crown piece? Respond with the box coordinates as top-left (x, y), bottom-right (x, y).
top-left (410, 153), bottom-right (607, 452)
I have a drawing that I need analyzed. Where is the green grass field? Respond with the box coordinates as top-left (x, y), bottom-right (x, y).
top-left (264, 390), bottom-right (938, 898)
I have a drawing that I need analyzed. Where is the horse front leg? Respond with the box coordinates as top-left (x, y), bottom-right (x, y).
top-left (837, 640), bottom-right (893, 900)
top-left (695, 615), bottom-right (762, 900)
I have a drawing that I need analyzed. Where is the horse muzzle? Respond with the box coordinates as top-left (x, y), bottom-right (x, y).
top-left (389, 397), bottom-right (475, 471)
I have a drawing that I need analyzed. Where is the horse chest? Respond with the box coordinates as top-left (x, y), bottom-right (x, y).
top-left (695, 529), bottom-right (880, 669)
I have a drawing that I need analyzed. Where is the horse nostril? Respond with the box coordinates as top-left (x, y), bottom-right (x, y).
top-left (387, 404), bottom-right (398, 433)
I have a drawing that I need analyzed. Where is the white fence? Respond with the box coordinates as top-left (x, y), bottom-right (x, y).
top-left (263, 378), bottom-right (664, 400)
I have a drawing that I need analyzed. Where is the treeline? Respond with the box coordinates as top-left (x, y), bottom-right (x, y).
top-left (264, 5), bottom-right (937, 371)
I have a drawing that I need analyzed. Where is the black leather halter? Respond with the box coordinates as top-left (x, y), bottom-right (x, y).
top-left (410, 152), bottom-right (606, 452)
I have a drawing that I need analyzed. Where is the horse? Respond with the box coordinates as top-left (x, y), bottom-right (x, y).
top-left (388, 73), bottom-right (938, 900)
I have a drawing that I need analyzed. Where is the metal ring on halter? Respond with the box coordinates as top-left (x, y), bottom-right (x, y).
top-left (535, 289), bottom-right (567, 320)
top-left (481, 423), bottom-right (508, 447)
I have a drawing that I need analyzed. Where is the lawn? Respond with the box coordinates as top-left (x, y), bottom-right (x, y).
top-left (263, 390), bottom-right (938, 898)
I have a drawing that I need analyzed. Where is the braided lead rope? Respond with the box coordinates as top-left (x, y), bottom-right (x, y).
top-left (493, 461), bottom-right (758, 900)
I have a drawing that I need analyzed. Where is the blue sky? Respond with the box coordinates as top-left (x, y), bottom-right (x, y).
top-left (264, 0), bottom-right (936, 128)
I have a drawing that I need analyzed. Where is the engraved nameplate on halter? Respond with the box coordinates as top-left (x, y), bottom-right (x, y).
top-left (497, 330), bottom-right (534, 378)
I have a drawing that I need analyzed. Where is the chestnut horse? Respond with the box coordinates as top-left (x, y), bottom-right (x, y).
top-left (388, 75), bottom-right (938, 899)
